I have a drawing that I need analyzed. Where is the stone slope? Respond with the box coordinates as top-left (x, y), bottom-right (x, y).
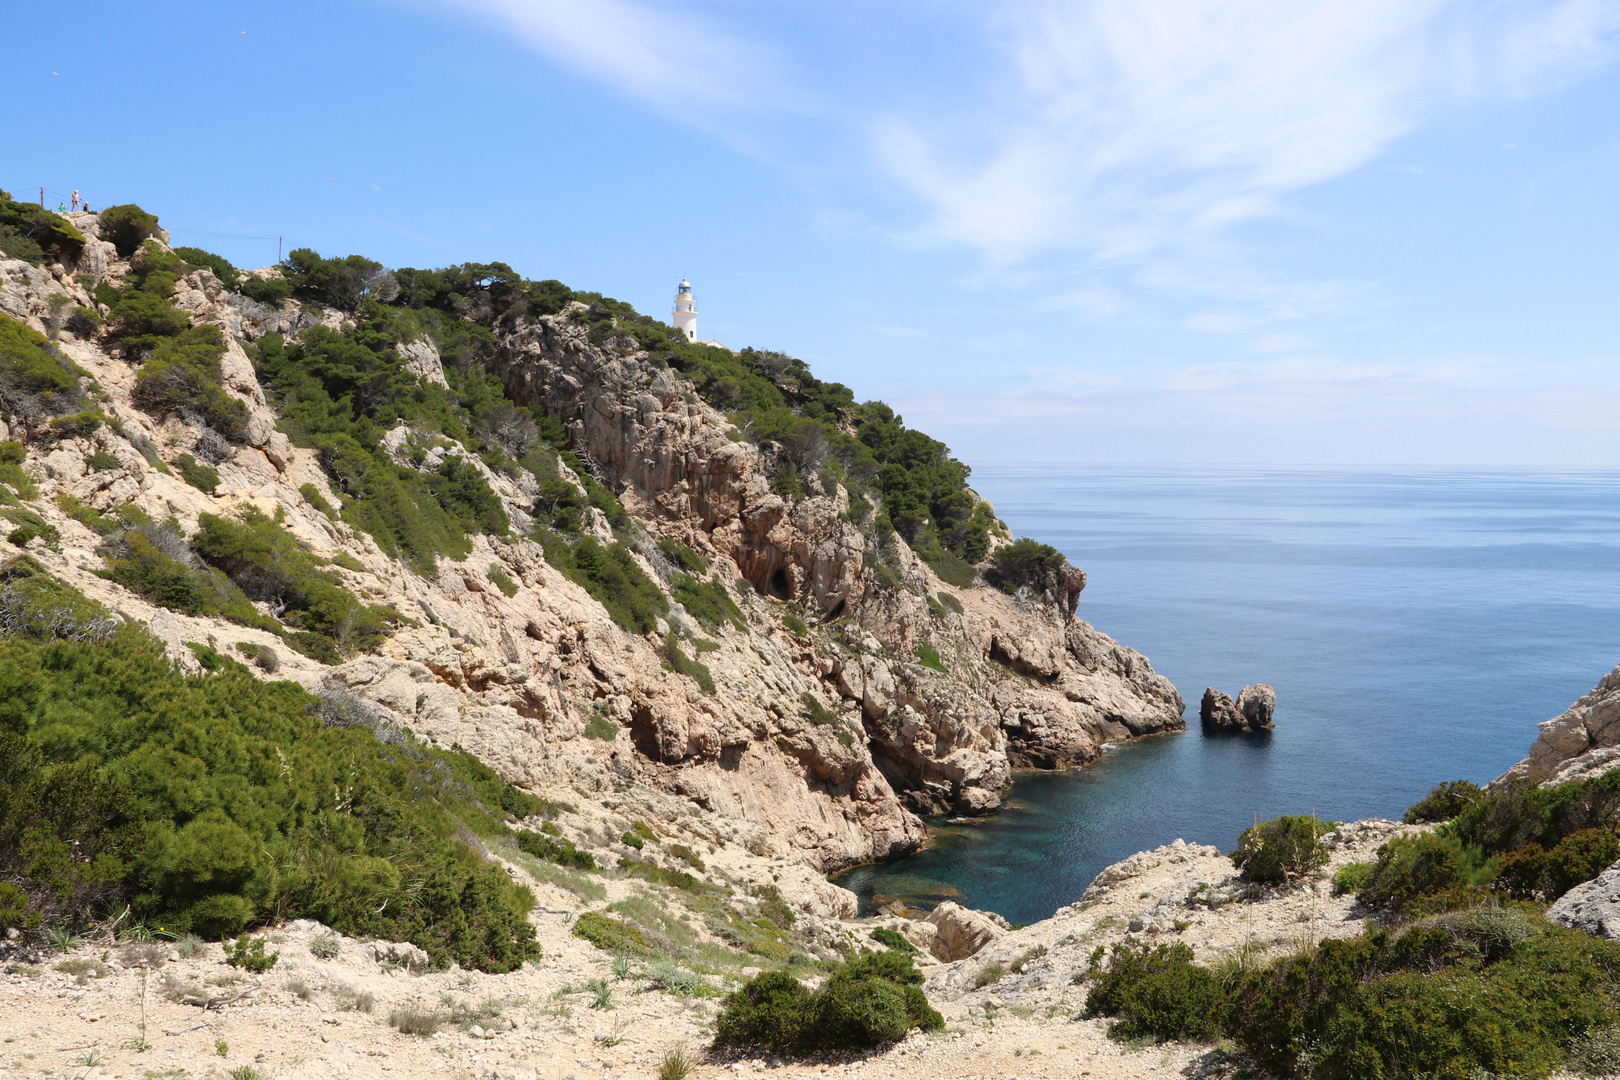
top-left (1496, 664), bottom-right (1620, 788)
top-left (0, 213), bottom-right (1180, 910)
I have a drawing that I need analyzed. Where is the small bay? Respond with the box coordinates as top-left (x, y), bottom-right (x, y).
top-left (836, 466), bottom-right (1620, 926)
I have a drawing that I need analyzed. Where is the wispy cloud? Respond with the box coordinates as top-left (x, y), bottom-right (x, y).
top-left (878, 0), bottom-right (1620, 260)
top-left (417, 0), bottom-right (794, 119)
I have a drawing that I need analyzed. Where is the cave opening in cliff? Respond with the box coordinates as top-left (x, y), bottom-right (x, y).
top-left (769, 568), bottom-right (790, 599)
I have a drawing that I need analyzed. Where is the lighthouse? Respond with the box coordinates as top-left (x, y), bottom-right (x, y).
top-left (672, 278), bottom-right (697, 342)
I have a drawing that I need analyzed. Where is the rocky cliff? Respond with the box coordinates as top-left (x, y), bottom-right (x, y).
top-left (1496, 664), bottom-right (1620, 788)
top-left (0, 209), bottom-right (1182, 912)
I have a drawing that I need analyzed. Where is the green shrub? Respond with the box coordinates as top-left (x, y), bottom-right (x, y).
top-left (1357, 832), bottom-right (1497, 913)
top-left (1332, 861), bottom-right (1375, 896)
top-left (538, 534), bottom-right (667, 633)
top-left (1084, 941), bottom-right (1228, 1043)
top-left (240, 275), bottom-right (293, 306)
top-left (298, 483), bottom-right (335, 516)
top-left (1495, 828), bottom-right (1620, 902)
top-left (935, 590), bottom-right (964, 614)
top-left (174, 453), bottom-right (220, 492)
top-left (98, 204), bottom-right (161, 258)
top-left (800, 692), bottom-right (837, 726)
top-left (716, 950), bottom-right (941, 1055)
top-left (664, 634), bottom-right (715, 693)
top-left (582, 712), bottom-right (619, 741)
top-left (1405, 780), bottom-right (1486, 824)
top-left (192, 506), bottom-right (395, 655)
top-left (0, 584), bottom-right (541, 969)
top-left (656, 537), bottom-right (706, 574)
top-left (621, 831), bottom-right (645, 850)
top-left (870, 926), bottom-right (917, 953)
top-left (280, 248), bottom-right (397, 311)
top-left (46, 410), bottom-right (106, 440)
top-left (173, 246), bottom-right (241, 290)
top-left (234, 641), bottom-right (279, 673)
top-left (670, 573), bottom-right (744, 631)
top-left (1231, 815), bottom-right (1338, 884)
top-left (1, 314), bottom-right (86, 420)
top-left (984, 538), bottom-right (1067, 594)
top-left (1228, 909), bottom-right (1620, 1079)
top-left (914, 642), bottom-right (947, 673)
top-left (0, 193), bottom-right (84, 265)
top-left (782, 612), bottom-right (808, 636)
top-left (925, 552), bottom-right (978, 590)
top-left (515, 830), bottom-right (596, 870)
top-left (487, 564), bottom-right (519, 597)
top-left (224, 935), bottom-right (278, 972)
top-left (973, 961), bottom-right (1007, 988)
top-left (572, 912), bottom-right (647, 955)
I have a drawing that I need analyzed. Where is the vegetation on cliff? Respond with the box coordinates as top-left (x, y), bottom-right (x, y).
top-left (1083, 785), bottom-right (1620, 1078)
top-left (0, 559), bottom-right (542, 972)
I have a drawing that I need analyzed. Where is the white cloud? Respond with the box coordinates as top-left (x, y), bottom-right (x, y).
top-left (879, 0), bottom-right (1620, 260)
top-left (415, 0), bottom-right (792, 119)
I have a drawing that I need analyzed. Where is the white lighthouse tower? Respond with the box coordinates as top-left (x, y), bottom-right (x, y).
top-left (672, 278), bottom-right (697, 342)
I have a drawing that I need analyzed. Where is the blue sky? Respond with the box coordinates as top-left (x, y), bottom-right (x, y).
top-left (7, 0), bottom-right (1620, 466)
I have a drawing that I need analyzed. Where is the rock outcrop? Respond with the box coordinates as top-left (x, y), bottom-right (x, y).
top-left (1201, 683), bottom-right (1274, 733)
top-left (0, 221), bottom-right (1185, 912)
top-left (1497, 665), bottom-right (1620, 787)
top-left (924, 900), bottom-right (1007, 961)
top-left (1546, 861), bottom-right (1620, 938)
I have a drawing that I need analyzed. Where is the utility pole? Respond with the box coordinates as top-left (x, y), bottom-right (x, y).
top-left (39, 186), bottom-right (44, 208)
top-left (278, 236), bottom-right (282, 262)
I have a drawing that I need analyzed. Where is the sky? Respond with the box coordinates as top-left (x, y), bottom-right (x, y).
top-left (6, 0), bottom-right (1620, 466)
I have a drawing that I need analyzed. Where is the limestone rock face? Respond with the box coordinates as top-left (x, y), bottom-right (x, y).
top-left (0, 241), bottom-right (1188, 908)
top-left (1200, 688), bottom-right (1241, 732)
top-left (1546, 861), bottom-right (1620, 938)
top-left (1497, 665), bottom-right (1620, 787)
top-left (1202, 684), bottom-right (1274, 733)
top-left (1238, 683), bottom-right (1276, 729)
top-left (925, 901), bottom-right (1006, 962)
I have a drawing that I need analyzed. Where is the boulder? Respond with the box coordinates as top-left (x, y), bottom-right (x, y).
top-left (1237, 684), bottom-right (1276, 730)
top-left (925, 901), bottom-right (1004, 961)
top-left (1202, 684), bottom-right (1275, 733)
top-left (1546, 861), bottom-right (1620, 938)
top-left (1200, 688), bottom-right (1243, 732)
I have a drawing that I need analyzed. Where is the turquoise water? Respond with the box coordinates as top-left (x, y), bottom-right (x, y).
top-left (837, 467), bottom-right (1620, 926)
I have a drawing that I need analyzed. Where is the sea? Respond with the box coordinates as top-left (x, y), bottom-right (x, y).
top-left (834, 466), bottom-right (1620, 926)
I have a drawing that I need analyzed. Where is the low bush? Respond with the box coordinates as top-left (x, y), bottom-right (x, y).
top-left (716, 949), bottom-right (942, 1055)
top-left (618, 859), bottom-right (706, 893)
top-left (515, 829), bottom-right (596, 870)
top-left (572, 912), bottom-right (648, 955)
top-left (670, 573), bottom-right (744, 631)
top-left (98, 204), bottom-right (160, 258)
top-left (925, 551), bottom-right (978, 590)
top-left (539, 533), bottom-right (667, 633)
top-left (664, 634), bottom-right (715, 693)
top-left (0, 571), bottom-right (541, 970)
top-left (935, 590), bottom-right (965, 614)
top-left (870, 927), bottom-right (917, 953)
top-left (0, 192), bottom-right (84, 265)
top-left (309, 932), bottom-right (341, 959)
top-left (486, 564), bottom-right (519, 597)
top-left (1230, 815), bottom-right (1338, 885)
top-left (1084, 941), bottom-right (1227, 1043)
top-left (782, 612), bottom-right (808, 636)
top-left (1331, 861), bottom-right (1375, 896)
top-left (1404, 779), bottom-right (1486, 823)
top-left (657, 537), bottom-right (706, 574)
top-left (973, 961), bottom-right (1007, 988)
top-left (1, 314), bottom-right (87, 421)
top-left (914, 642), bottom-right (947, 673)
top-left (192, 506), bottom-right (396, 655)
top-left (800, 692), bottom-right (837, 726)
top-left (173, 246), bottom-right (241, 290)
top-left (984, 538), bottom-right (1067, 595)
top-left (224, 935), bottom-right (278, 972)
top-left (582, 712), bottom-right (619, 740)
top-left (240, 275), bottom-right (294, 306)
top-left (174, 453), bottom-right (220, 492)
top-left (389, 1007), bottom-right (444, 1037)
top-left (1495, 827), bottom-right (1620, 902)
top-left (1356, 832), bottom-right (1497, 913)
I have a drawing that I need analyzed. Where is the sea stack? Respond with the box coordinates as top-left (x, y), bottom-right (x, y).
top-left (1201, 684), bottom-right (1276, 733)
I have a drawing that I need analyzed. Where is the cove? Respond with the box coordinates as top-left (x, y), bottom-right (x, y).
top-left (836, 466), bottom-right (1620, 925)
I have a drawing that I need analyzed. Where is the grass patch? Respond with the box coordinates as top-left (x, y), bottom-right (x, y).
top-left (572, 912), bottom-right (649, 956)
top-left (657, 537), bottom-right (706, 574)
top-left (670, 573), bottom-right (744, 631)
top-left (664, 634), bottom-right (716, 693)
top-left (583, 712), bottom-right (620, 740)
top-left (487, 564), bottom-right (519, 597)
top-left (174, 453), bottom-right (220, 492)
top-left (914, 642), bottom-right (947, 673)
top-left (924, 551), bottom-right (978, 589)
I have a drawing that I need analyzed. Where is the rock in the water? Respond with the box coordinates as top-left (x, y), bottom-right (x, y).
top-left (1202, 684), bottom-right (1275, 733)
top-left (1546, 861), bottom-right (1620, 938)
top-left (1201, 688), bottom-right (1242, 732)
top-left (1237, 683), bottom-right (1276, 730)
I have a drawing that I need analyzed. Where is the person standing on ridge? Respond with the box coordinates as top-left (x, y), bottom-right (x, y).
top-left (70, 190), bottom-right (79, 210)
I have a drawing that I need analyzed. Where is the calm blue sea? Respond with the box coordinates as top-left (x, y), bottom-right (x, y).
top-left (836, 467), bottom-right (1620, 926)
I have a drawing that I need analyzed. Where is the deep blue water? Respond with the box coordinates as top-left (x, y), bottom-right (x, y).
top-left (836, 467), bottom-right (1620, 926)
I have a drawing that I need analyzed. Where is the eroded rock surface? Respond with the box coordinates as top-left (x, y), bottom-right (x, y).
top-left (1546, 861), bottom-right (1620, 938)
top-left (1497, 665), bottom-right (1620, 787)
